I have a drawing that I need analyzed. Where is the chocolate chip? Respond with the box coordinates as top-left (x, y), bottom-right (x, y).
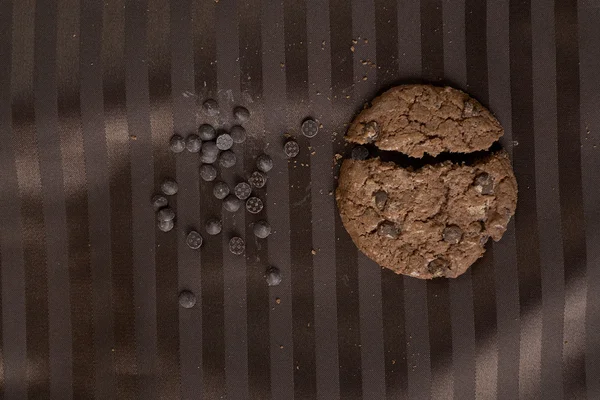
top-left (213, 181), bottom-right (230, 199)
top-left (233, 106), bottom-right (250, 122)
top-left (169, 135), bottom-right (185, 153)
top-left (186, 134), bottom-right (202, 153)
top-left (229, 236), bottom-right (245, 255)
top-left (216, 133), bottom-right (233, 150)
top-left (157, 219), bottom-right (174, 232)
top-left (200, 164), bottom-right (217, 182)
top-left (246, 196), bottom-right (264, 214)
top-left (362, 121), bottom-right (379, 142)
top-left (186, 231), bottom-right (203, 249)
top-left (377, 220), bottom-right (400, 239)
top-left (223, 195), bottom-right (242, 212)
top-left (178, 290), bottom-right (196, 308)
top-left (202, 99), bottom-right (219, 117)
top-left (301, 118), bottom-right (319, 138)
top-left (161, 179), bottom-right (178, 195)
top-left (253, 220), bottom-right (271, 239)
top-left (256, 154), bottom-right (273, 173)
top-left (479, 235), bottom-right (489, 246)
top-left (443, 225), bottom-right (463, 244)
top-left (427, 258), bottom-right (450, 278)
top-left (200, 141), bottom-right (219, 164)
top-left (474, 172), bottom-right (494, 195)
top-left (219, 150), bottom-right (237, 168)
top-left (205, 218), bottom-right (222, 235)
top-left (265, 267), bottom-right (282, 286)
top-left (351, 145), bottom-right (369, 160)
top-left (198, 124), bottom-right (217, 141)
top-left (157, 207), bottom-right (175, 222)
top-left (151, 194), bottom-right (168, 211)
top-left (249, 171), bottom-right (267, 188)
top-left (284, 140), bottom-right (300, 158)
top-left (374, 191), bottom-right (388, 210)
top-left (234, 182), bottom-right (252, 200)
top-left (230, 125), bottom-right (247, 144)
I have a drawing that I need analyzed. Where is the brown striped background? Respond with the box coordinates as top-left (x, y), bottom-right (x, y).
top-left (0, 0), bottom-right (597, 399)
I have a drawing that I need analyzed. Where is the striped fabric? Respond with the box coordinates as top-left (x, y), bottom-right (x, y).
top-left (0, 0), bottom-right (597, 399)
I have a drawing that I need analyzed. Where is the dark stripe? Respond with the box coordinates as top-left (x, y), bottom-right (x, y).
top-left (330, 0), bottom-right (363, 398)
top-left (148, 0), bottom-right (180, 398)
top-left (420, 0), bottom-right (443, 83)
top-left (374, 2), bottom-right (407, 398)
top-left (191, 1), bottom-right (226, 398)
top-left (404, 278), bottom-right (431, 400)
top-left (80, 0), bottom-right (117, 396)
top-left (579, 2), bottom-right (600, 398)
top-left (0, 1), bottom-right (27, 398)
top-left (531, 1), bottom-right (564, 398)
top-left (305, 1), bottom-right (341, 398)
top-left (57, 0), bottom-right (96, 396)
top-left (12, 0), bottom-right (52, 397)
top-left (510, 1), bottom-right (542, 399)
top-left (283, 0), bottom-right (318, 398)
top-left (172, 0), bottom-right (203, 398)
top-left (555, 0), bottom-right (587, 398)
top-left (125, 0), bottom-right (158, 397)
top-left (239, 0), bottom-right (271, 398)
top-left (103, 0), bottom-right (137, 396)
top-left (215, 0), bottom-right (249, 398)
top-left (422, 1), bottom-right (454, 398)
top-left (442, 2), bottom-right (477, 399)
top-left (35, 0), bottom-right (69, 397)
top-left (351, 0), bottom-right (386, 398)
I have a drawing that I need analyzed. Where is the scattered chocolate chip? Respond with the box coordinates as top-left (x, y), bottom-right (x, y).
top-left (427, 258), bottom-right (450, 278)
top-left (443, 225), bottom-right (463, 244)
top-left (256, 154), bottom-right (273, 173)
top-left (229, 236), bottom-right (245, 255)
top-left (377, 220), bottom-right (400, 239)
top-left (198, 124), bottom-right (217, 141)
top-left (223, 195), bottom-right (242, 212)
top-left (213, 181), bottom-right (230, 199)
top-left (249, 171), bottom-right (267, 188)
top-left (284, 140), bottom-right (300, 158)
top-left (233, 106), bottom-right (250, 122)
top-left (253, 220), bottom-right (271, 239)
top-left (200, 141), bottom-right (219, 164)
top-left (246, 196), bottom-right (264, 214)
top-left (202, 99), bottom-right (219, 117)
top-left (301, 118), bottom-right (319, 138)
top-left (230, 125), bottom-right (247, 144)
top-left (157, 219), bottom-right (174, 232)
top-left (205, 218), bottom-right (223, 235)
top-left (200, 164), bottom-right (217, 182)
top-left (186, 134), bottom-right (202, 153)
top-left (265, 267), bottom-right (282, 286)
top-left (362, 121), bottom-right (379, 142)
top-left (219, 150), bottom-right (237, 168)
top-left (151, 194), bottom-right (168, 211)
top-left (474, 172), bottom-right (494, 195)
top-left (161, 179), bottom-right (178, 195)
top-left (351, 145), bottom-right (369, 160)
top-left (234, 182), bottom-right (252, 200)
top-left (169, 135), bottom-right (185, 153)
top-left (186, 231), bottom-right (203, 249)
top-left (374, 191), bottom-right (388, 210)
top-left (216, 133), bottom-right (234, 150)
top-left (157, 207), bottom-right (176, 222)
top-left (178, 290), bottom-right (196, 308)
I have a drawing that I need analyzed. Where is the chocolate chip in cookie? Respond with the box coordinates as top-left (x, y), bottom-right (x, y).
top-left (443, 225), bottom-right (463, 244)
top-left (474, 172), bottom-right (494, 195)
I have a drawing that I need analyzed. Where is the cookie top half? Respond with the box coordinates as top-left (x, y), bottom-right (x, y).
top-left (346, 84), bottom-right (503, 158)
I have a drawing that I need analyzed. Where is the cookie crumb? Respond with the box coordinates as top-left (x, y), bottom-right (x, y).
top-left (275, 297), bottom-right (281, 304)
top-left (311, 249), bottom-right (317, 255)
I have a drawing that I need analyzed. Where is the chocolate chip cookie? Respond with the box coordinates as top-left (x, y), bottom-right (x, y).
top-left (336, 151), bottom-right (517, 279)
top-left (345, 84), bottom-right (503, 158)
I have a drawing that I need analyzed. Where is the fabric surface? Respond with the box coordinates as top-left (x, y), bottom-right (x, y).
top-left (0, 0), bottom-right (598, 399)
